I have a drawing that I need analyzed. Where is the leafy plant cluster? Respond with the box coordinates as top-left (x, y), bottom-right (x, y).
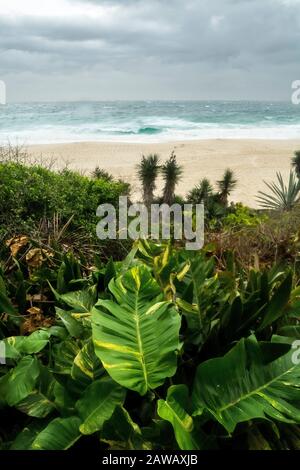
top-left (0, 161), bottom-right (130, 243)
top-left (1, 240), bottom-right (300, 450)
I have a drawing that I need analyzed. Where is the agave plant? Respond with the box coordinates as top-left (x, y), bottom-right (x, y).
top-left (161, 152), bottom-right (183, 205)
top-left (292, 150), bottom-right (300, 179)
top-left (187, 178), bottom-right (213, 205)
top-left (136, 154), bottom-right (160, 208)
top-left (217, 168), bottom-right (237, 207)
top-left (257, 171), bottom-right (300, 211)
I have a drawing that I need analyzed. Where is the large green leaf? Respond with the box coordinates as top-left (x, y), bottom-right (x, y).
top-left (259, 272), bottom-right (292, 330)
top-left (101, 405), bottom-right (148, 450)
top-left (192, 337), bottom-right (300, 433)
top-left (30, 417), bottom-right (81, 450)
top-left (71, 339), bottom-right (103, 385)
top-left (3, 356), bottom-right (56, 417)
top-left (158, 385), bottom-right (207, 450)
top-left (11, 421), bottom-right (48, 450)
top-left (92, 266), bottom-right (181, 395)
top-left (16, 367), bottom-right (56, 418)
top-left (56, 307), bottom-right (84, 338)
top-left (5, 356), bottom-right (41, 406)
top-left (52, 339), bottom-right (80, 375)
top-left (76, 377), bottom-right (125, 435)
top-left (1, 330), bottom-right (50, 359)
top-left (58, 287), bottom-right (97, 313)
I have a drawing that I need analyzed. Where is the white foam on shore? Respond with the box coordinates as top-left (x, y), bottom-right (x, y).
top-left (1, 124), bottom-right (300, 145)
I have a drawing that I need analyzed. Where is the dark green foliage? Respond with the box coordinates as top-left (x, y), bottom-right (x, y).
top-left (1, 240), bottom-right (300, 450)
top-left (292, 150), bottom-right (300, 179)
top-left (136, 154), bottom-right (160, 208)
top-left (0, 162), bottom-right (130, 239)
top-left (257, 171), bottom-right (300, 211)
top-left (161, 152), bottom-right (183, 205)
top-left (187, 178), bottom-right (213, 205)
top-left (217, 168), bottom-right (237, 207)
top-left (92, 167), bottom-right (114, 181)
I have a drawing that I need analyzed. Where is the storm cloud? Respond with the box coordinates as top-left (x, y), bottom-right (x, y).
top-left (0, 0), bottom-right (299, 101)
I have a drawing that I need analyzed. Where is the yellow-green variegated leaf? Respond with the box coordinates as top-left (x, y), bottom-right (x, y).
top-left (192, 337), bottom-right (300, 433)
top-left (71, 339), bottom-right (104, 385)
top-left (76, 377), bottom-right (125, 435)
top-left (158, 385), bottom-right (204, 450)
top-left (30, 416), bottom-right (81, 450)
top-left (101, 405), bottom-right (149, 450)
top-left (92, 266), bottom-right (181, 395)
top-left (5, 356), bottom-right (40, 406)
top-left (4, 357), bottom-right (56, 418)
top-left (15, 366), bottom-right (56, 418)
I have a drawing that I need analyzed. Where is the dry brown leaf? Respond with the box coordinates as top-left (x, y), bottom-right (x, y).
top-left (26, 249), bottom-right (44, 268)
top-left (26, 293), bottom-right (48, 302)
top-left (27, 306), bottom-right (42, 316)
top-left (26, 248), bottom-right (54, 269)
top-left (6, 235), bottom-right (29, 257)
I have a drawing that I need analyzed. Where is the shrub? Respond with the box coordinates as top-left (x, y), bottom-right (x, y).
top-left (222, 203), bottom-right (267, 230)
top-left (0, 162), bottom-right (130, 239)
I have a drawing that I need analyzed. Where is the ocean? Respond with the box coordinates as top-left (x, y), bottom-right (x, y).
top-left (0, 101), bottom-right (299, 145)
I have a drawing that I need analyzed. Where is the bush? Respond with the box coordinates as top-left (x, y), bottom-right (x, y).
top-left (222, 203), bottom-right (267, 230)
top-left (0, 162), bottom-right (130, 239)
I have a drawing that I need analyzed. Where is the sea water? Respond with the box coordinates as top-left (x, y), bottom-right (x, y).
top-left (0, 100), bottom-right (299, 144)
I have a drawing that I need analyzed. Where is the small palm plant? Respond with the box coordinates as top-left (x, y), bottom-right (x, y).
top-left (161, 152), bottom-right (183, 205)
top-left (137, 154), bottom-right (160, 208)
top-left (92, 167), bottom-right (113, 181)
top-left (292, 150), bottom-right (300, 179)
top-left (257, 171), bottom-right (300, 211)
top-left (187, 178), bottom-right (213, 205)
top-left (217, 169), bottom-right (237, 207)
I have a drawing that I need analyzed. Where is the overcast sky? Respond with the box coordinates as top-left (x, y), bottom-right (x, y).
top-left (0, 0), bottom-right (300, 101)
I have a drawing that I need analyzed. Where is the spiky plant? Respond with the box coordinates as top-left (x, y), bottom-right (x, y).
top-left (292, 151), bottom-right (300, 179)
top-left (187, 178), bottom-right (213, 205)
top-left (257, 171), bottom-right (300, 211)
top-left (92, 167), bottom-right (113, 181)
top-left (136, 154), bottom-right (160, 208)
top-left (161, 152), bottom-right (183, 205)
top-left (217, 169), bottom-right (237, 207)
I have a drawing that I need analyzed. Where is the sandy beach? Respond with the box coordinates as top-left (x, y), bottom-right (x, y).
top-left (28, 139), bottom-right (300, 208)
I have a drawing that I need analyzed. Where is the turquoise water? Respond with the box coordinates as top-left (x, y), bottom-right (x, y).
top-left (0, 101), bottom-right (300, 144)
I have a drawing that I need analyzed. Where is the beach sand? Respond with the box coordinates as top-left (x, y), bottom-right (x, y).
top-left (27, 139), bottom-right (300, 208)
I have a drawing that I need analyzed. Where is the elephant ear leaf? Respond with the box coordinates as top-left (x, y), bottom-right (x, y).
top-left (158, 385), bottom-right (211, 450)
top-left (30, 416), bottom-right (81, 450)
top-left (76, 377), bottom-right (125, 435)
top-left (259, 271), bottom-right (292, 330)
top-left (192, 337), bottom-right (300, 433)
top-left (92, 266), bottom-right (181, 395)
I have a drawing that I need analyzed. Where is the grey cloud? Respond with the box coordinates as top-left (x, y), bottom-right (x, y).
top-left (1, 0), bottom-right (300, 100)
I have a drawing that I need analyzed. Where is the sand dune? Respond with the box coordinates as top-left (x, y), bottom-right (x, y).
top-left (27, 139), bottom-right (300, 208)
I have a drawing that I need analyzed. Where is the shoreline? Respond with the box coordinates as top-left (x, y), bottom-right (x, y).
top-left (27, 138), bottom-right (300, 208)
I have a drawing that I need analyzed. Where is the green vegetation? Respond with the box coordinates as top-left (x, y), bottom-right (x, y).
top-left (161, 152), bottom-right (183, 205)
top-left (0, 156), bottom-right (130, 260)
top-left (217, 168), bottom-right (237, 207)
top-left (1, 148), bottom-right (300, 450)
top-left (136, 154), bottom-right (160, 208)
top-left (292, 150), bottom-right (300, 179)
top-left (257, 171), bottom-right (300, 211)
top-left (1, 240), bottom-right (300, 450)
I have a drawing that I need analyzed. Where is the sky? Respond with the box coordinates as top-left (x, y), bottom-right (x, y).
top-left (0, 0), bottom-right (300, 101)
